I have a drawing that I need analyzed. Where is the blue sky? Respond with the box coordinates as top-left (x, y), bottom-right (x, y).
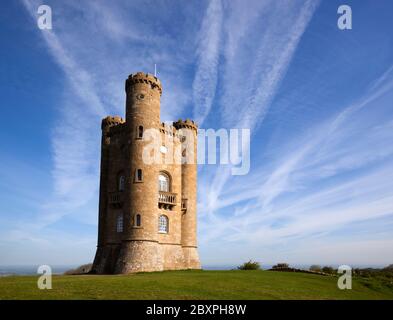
top-left (1, 0), bottom-right (393, 267)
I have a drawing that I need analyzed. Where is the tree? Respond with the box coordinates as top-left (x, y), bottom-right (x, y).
top-left (322, 266), bottom-right (334, 274)
top-left (309, 265), bottom-right (322, 272)
top-left (238, 260), bottom-right (261, 270)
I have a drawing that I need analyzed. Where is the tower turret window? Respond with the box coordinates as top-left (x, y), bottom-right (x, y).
top-left (137, 125), bottom-right (144, 139)
top-left (135, 214), bottom-right (141, 227)
top-left (136, 93), bottom-right (145, 100)
top-left (116, 214), bottom-right (124, 233)
top-left (158, 172), bottom-right (170, 192)
top-left (158, 215), bottom-right (168, 233)
top-left (118, 175), bottom-right (125, 191)
top-left (135, 169), bottom-right (143, 182)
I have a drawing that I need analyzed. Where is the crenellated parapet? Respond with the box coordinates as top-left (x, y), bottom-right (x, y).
top-left (159, 122), bottom-right (182, 139)
top-left (101, 116), bottom-right (125, 130)
top-left (173, 119), bottom-right (198, 132)
top-left (125, 72), bottom-right (162, 96)
top-left (101, 116), bottom-right (126, 146)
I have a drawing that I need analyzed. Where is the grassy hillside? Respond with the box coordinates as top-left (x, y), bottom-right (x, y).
top-left (1, 270), bottom-right (393, 300)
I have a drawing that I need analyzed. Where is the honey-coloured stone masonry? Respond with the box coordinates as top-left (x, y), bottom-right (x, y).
top-left (92, 72), bottom-right (201, 273)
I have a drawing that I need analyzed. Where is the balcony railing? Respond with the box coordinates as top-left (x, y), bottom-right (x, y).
top-left (108, 191), bottom-right (124, 208)
top-left (158, 191), bottom-right (177, 210)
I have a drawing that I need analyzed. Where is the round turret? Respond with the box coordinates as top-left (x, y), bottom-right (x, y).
top-left (125, 72), bottom-right (162, 95)
top-left (115, 71), bottom-right (164, 273)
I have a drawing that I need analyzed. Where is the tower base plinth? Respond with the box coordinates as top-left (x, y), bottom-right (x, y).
top-left (182, 246), bottom-right (201, 270)
top-left (115, 240), bottom-right (164, 273)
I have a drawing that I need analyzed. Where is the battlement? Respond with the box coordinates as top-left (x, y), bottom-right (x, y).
top-left (159, 122), bottom-right (182, 139)
top-left (173, 119), bottom-right (198, 132)
top-left (125, 72), bottom-right (162, 95)
top-left (101, 116), bottom-right (125, 130)
top-left (160, 122), bottom-right (178, 131)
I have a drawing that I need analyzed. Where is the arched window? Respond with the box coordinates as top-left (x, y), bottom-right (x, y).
top-left (137, 125), bottom-right (144, 139)
top-left (116, 214), bottom-right (123, 233)
top-left (135, 169), bottom-right (143, 182)
top-left (158, 215), bottom-right (168, 233)
top-left (118, 175), bottom-right (125, 191)
top-left (135, 214), bottom-right (141, 227)
top-left (158, 172), bottom-right (170, 192)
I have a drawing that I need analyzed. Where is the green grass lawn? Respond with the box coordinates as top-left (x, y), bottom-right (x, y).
top-left (1, 270), bottom-right (392, 300)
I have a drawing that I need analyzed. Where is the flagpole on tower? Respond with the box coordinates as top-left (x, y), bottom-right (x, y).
top-left (154, 64), bottom-right (157, 77)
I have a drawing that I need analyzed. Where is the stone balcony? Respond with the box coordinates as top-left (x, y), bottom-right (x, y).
top-left (158, 191), bottom-right (177, 210)
top-left (108, 191), bottom-right (124, 208)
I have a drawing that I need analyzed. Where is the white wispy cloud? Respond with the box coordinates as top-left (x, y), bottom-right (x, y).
top-left (198, 0), bottom-right (320, 219)
top-left (192, 0), bottom-right (223, 126)
top-left (199, 65), bottom-right (393, 264)
top-left (220, 0), bottom-right (320, 130)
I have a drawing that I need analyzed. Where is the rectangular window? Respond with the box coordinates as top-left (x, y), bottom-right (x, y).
top-left (135, 169), bottom-right (143, 182)
top-left (116, 214), bottom-right (123, 233)
top-left (138, 126), bottom-right (144, 139)
top-left (158, 215), bottom-right (168, 233)
top-left (136, 214), bottom-right (141, 227)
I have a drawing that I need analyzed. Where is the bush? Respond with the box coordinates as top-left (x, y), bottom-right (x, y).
top-left (238, 260), bottom-right (260, 270)
top-left (272, 263), bottom-right (289, 270)
top-left (64, 263), bottom-right (92, 275)
top-left (309, 265), bottom-right (322, 272)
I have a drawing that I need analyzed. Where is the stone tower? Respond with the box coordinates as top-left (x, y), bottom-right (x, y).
top-left (92, 72), bottom-right (201, 274)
